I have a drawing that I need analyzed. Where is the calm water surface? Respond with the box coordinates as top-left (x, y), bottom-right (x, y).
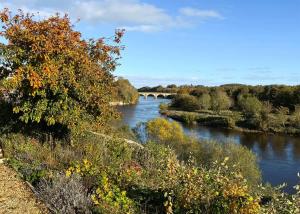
top-left (118, 97), bottom-right (300, 192)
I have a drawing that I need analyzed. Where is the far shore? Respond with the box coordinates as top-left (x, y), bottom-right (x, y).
top-left (110, 101), bottom-right (138, 106)
top-left (160, 109), bottom-right (300, 136)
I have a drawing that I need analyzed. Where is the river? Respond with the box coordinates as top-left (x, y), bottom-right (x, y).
top-left (117, 97), bottom-right (300, 193)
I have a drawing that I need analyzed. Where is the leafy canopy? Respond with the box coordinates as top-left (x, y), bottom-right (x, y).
top-left (0, 9), bottom-right (124, 134)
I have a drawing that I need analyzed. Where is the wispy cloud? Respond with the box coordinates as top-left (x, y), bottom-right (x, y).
top-left (0, 0), bottom-right (223, 32)
top-left (179, 7), bottom-right (223, 19)
top-left (216, 66), bottom-right (300, 85)
top-left (120, 75), bottom-right (224, 87)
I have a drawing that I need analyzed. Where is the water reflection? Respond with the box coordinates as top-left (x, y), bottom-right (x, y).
top-left (118, 97), bottom-right (300, 193)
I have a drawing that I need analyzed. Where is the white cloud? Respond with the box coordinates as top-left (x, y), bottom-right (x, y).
top-left (179, 7), bottom-right (223, 19)
top-left (73, 0), bottom-right (173, 25)
top-left (0, 0), bottom-right (223, 32)
top-left (120, 25), bottom-right (162, 33)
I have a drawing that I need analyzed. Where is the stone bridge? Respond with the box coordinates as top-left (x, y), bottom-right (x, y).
top-left (138, 92), bottom-right (176, 99)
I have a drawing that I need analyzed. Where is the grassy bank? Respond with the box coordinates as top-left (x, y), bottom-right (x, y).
top-left (1, 121), bottom-right (300, 213)
top-left (160, 109), bottom-right (300, 136)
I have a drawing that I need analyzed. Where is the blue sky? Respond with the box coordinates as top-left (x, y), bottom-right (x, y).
top-left (1, 0), bottom-right (299, 87)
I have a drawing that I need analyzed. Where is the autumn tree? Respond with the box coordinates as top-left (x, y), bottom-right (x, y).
top-left (171, 94), bottom-right (200, 111)
top-left (260, 101), bottom-right (273, 130)
top-left (292, 105), bottom-right (300, 128)
top-left (198, 93), bottom-right (211, 110)
top-left (114, 77), bottom-right (139, 104)
top-left (146, 118), bottom-right (186, 145)
top-left (238, 94), bottom-right (262, 118)
top-left (210, 90), bottom-right (232, 112)
top-left (0, 9), bottom-right (124, 136)
top-left (276, 106), bottom-right (289, 128)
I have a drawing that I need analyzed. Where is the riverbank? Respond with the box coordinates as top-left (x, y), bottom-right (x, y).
top-left (110, 101), bottom-right (137, 106)
top-left (160, 109), bottom-right (300, 136)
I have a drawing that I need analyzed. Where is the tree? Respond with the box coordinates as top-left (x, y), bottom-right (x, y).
top-left (114, 77), bottom-right (139, 104)
top-left (259, 101), bottom-right (273, 130)
top-left (198, 93), bottom-right (211, 110)
top-left (237, 94), bottom-right (264, 129)
top-left (292, 105), bottom-right (300, 128)
top-left (190, 87), bottom-right (208, 97)
top-left (146, 118), bottom-right (185, 145)
top-left (177, 87), bottom-right (190, 95)
top-left (276, 106), bottom-right (289, 127)
top-left (171, 94), bottom-right (200, 111)
top-left (210, 90), bottom-right (231, 111)
top-left (167, 84), bottom-right (177, 88)
top-left (0, 9), bottom-right (124, 136)
top-left (238, 95), bottom-right (262, 117)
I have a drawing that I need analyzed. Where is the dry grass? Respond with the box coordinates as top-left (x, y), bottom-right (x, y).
top-left (0, 163), bottom-right (48, 214)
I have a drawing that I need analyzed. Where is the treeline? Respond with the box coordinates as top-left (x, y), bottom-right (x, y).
top-left (140, 84), bottom-right (300, 110)
top-left (152, 84), bottom-right (300, 134)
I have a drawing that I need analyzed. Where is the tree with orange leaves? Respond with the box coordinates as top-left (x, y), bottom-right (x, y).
top-left (0, 8), bottom-right (124, 137)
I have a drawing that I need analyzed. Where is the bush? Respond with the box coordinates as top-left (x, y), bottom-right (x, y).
top-left (91, 173), bottom-right (137, 214)
top-left (1, 133), bottom-right (77, 180)
top-left (171, 94), bottom-right (201, 111)
top-left (146, 118), bottom-right (186, 145)
top-left (181, 113), bottom-right (198, 125)
top-left (292, 105), bottom-right (300, 128)
top-left (198, 93), bottom-right (211, 110)
top-left (2, 124), bottom-right (299, 214)
top-left (159, 103), bottom-right (169, 111)
top-left (37, 174), bottom-right (92, 213)
top-left (275, 106), bottom-right (289, 128)
top-left (211, 90), bottom-right (232, 111)
top-left (172, 159), bottom-right (261, 214)
top-left (238, 95), bottom-right (262, 117)
top-left (144, 118), bottom-right (261, 188)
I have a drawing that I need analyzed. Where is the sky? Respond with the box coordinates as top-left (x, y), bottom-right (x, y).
top-left (0, 0), bottom-right (299, 88)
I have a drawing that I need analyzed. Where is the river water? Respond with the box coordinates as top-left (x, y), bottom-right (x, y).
top-left (117, 97), bottom-right (300, 192)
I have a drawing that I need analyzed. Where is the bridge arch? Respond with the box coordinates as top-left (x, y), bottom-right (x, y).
top-left (156, 94), bottom-right (166, 99)
top-left (138, 92), bottom-right (176, 99)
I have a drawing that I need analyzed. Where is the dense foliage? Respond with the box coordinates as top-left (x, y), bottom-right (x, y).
top-left (149, 84), bottom-right (300, 134)
top-left (0, 9), bottom-right (124, 137)
top-left (1, 119), bottom-right (300, 213)
top-left (113, 77), bottom-right (139, 104)
top-left (146, 118), bottom-right (261, 187)
top-left (139, 84), bottom-right (300, 110)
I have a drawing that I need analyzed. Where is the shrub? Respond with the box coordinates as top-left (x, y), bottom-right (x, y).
top-left (144, 118), bottom-right (261, 188)
top-left (171, 94), bottom-right (201, 111)
top-left (2, 122), bottom-right (299, 214)
top-left (181, 113), bottom-right (198, 125)
top-left (198, 93), bottom-right (211, 110)
top-left (91, 173), bottom-right (137, 214)
top-left (1, 133), bottom-right (78, 184)
top-left (211, 90), bottom-right (232, 111)
top-left (275, 106), bottom-right (290, 128)
top-left (159, 103), bottom-right (169, 111)
top-left (260, 181), bottom-right (300, 213)
top-left (172, 159), bottom-right (261, 214)
top-left (238, 95), bottom-right (262, 117)
top-left (37, 174), bottom-right (92, 213)
top-left (146, 118), bottom-right (186, 145)
top-left (292, 105), bottom-right (300, 128)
